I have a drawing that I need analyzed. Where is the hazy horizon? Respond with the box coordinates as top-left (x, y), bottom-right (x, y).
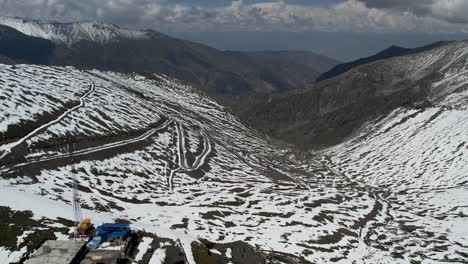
top-left (171, 31), bottom-right (468, 61)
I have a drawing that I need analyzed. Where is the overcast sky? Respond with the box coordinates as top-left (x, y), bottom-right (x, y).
top-left (2, 0), bottom-right (468, 33)
top-left (1, 0), bottom-right (468, 60)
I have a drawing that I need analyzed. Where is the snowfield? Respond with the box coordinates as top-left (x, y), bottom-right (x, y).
top-left (324, 105), bottom-right (468, 263)
top-left (324, 41), bottom-right (468, 263)
top-left (0, 64), bottom-right (384, 263)
top-left (0, 40), bottom-right (468, 264)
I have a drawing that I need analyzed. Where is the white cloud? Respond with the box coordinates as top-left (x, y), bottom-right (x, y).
top-left (0, 0), bottom-right (466, 33)
top-left (358, 0), bottom-right (468, 24)
top-left (430, 0), bottom-right (468, 23)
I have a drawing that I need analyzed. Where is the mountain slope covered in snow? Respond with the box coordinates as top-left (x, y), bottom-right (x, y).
top-left (0, 17), bottom-right (160, 46)
top-left (323, 75), bottom-right (468, 263)
top-left (0, 39), bottom-right (467, 263)
top-left (320, 40), bottom-right (468, 262)
top-left (0, 17), bottom-right (339, 112)
top-left (246, 40), bottom-right (468, 148)
top-left (0, 64), bottom-right (394, 264)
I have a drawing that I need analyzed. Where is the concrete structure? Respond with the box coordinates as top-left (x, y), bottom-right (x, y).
top-left (80, 249), bottom-right (122, 264)
top-left (26, 240), bottom-right (87, 264)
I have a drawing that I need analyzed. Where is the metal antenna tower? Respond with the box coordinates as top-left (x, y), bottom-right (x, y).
top-left (72, 173), bottom-right (83, 225)
top-left (69, 142), bottom-right (83, 229)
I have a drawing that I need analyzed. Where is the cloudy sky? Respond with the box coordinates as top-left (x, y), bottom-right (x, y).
top-left (1, 0), bottom-right (468, 33)
top-left (1, 0), bottom-right (468, 60)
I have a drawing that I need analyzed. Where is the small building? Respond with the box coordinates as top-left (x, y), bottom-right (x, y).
top-left (26, 240), bottom-right (87, 264)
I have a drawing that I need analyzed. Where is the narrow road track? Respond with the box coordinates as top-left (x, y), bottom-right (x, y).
top-left (0, 119), bottom-right (172, 173)
top-left (175, 122), bottom-right (212, 171)
top-left (0, 82), bottom-right (96, 162)
top-left (191, 134), bottom-right (212, 171)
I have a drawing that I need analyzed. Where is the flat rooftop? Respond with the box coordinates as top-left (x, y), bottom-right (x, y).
top-left (26, 240), bottom-right (86, 264)
top-left (80, 249), bottom-right (122, 264)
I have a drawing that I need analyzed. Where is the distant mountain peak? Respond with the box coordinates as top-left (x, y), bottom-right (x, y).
top-left (0, 16), bottom-right (164, 46)
top-left (316, 41), bottom-right (453, 82)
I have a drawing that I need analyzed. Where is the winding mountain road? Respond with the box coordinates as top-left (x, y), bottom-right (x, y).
top-left (0, 82), bottom-right (96, 162)
top-left (175, 122), bottom-right (212, 171)
top-left (0, 119), bottom-right (173, 173)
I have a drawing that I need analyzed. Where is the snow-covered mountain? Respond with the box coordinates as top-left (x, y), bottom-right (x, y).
top-left (0, 64), bottom-right (387, 263)
top-left (0, 17), bottom-right (161, 45)
top-left (0, 40), bottom-right (467, 263)
top-left (323, 41), bottom-right (468, 262)
top-left (0, 17), bottom-right (339, 112)
top-left (247, 40), bottom-right (468, 148)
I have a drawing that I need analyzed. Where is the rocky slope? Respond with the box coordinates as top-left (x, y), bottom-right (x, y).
top-left (316, 41), bottom-right (451, 82)
top-left (246, 50), bottom-right (340, 76)
top-left (247, 40), bottom-right (468, 148)
top-left (0, 25), bottom-right (54, 64)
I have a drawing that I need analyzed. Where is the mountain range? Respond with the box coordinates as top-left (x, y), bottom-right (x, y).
top-left (0, 16), bottom-right (467, 264)
top-left (0, 17), bottom-right (339, 109)
top-left (245, 40), bottom-right (468, 148)
top-left (316, 41), bottom-right (452, 82)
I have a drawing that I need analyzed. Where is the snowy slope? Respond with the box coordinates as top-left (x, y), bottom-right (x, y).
top-left (0, 17), bottom-right (160, 46)
top-left (324, 41), bottom-right (468, 263)
top-left (0, 40), bottom-right (467, 263)
top-left (0, 64), bottom-right (391, 263)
